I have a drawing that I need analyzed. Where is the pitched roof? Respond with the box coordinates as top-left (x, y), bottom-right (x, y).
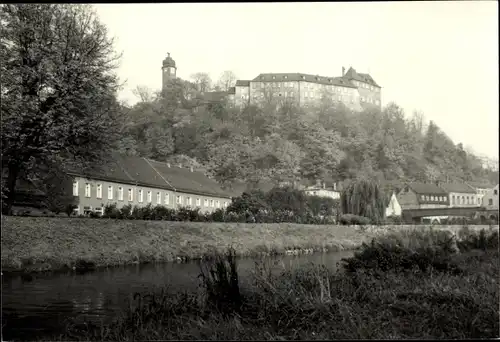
top-left (438, 182), bottom-right (476, 194)
top-left (466, 181), bottom-right (494, 189)
top-left (407, 182), bottom-right (448, 195)
top-left (235, 80), bottom-right (250, 86)
top-left (343, 67), bottom-right (380, 88)
top-left (147, 159), bottom-right (231, 198)
top-left (251, 73), bottom-right (357, 88)
top-left (68, 155), bottom-right (231, 199)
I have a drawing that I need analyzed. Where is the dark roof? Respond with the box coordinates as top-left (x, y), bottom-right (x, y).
top-left (408, 182), bottom-right (448, 195)
top-left (235, 80), bottom-right (250, 86)
top-left (466, 181), bottom-right (494, 189)
top-left (147, 159), bottom-right (231, 198)
top-left (343, 67), bottom-right (380, 88)
top-left (68, 155), bottom-right (231, 199)
top-left (251, 73), bottom-right (357, 88)
top-left (438, 182), bottom-right (476, 194)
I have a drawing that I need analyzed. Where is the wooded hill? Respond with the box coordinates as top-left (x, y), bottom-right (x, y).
top-left (116, 81), bottom-right (498, 192)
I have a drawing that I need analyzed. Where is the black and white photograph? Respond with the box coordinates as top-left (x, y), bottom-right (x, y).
top-left (1, 1), bottom-right (499, 340)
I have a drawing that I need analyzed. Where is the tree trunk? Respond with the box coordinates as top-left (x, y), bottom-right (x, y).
top-left (2, 163), bottom-right (20, 215)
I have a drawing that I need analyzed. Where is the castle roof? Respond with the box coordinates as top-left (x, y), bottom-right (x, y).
top-left (343, 67), bottom-right (380, 88)
top-left (251, 73), bottom-right (357, 88)
top-left (162, 53), bottom-right (176, 68)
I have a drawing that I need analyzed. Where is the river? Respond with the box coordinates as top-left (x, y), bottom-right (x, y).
top-left (1, 250), bottom-right (353, 340)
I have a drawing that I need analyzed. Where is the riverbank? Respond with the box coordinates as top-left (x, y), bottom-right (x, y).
top-left (54, 227), bottom-right (499, 340)
top-left (1, 216), bottom-right (496, 274)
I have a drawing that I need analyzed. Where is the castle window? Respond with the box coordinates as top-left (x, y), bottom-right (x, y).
top-left (85, 183), bottom-right (91, 198)
top-left (96, 184), bottom-right (102, 199)
top-left (108, 186), bottom-right (113, 200)
top-left (139, 189), bottom-right (143, 202)
top-left (118, 187), bottom-right (124, 201)
top-left (128, 189), bottom-right (133, 201)
top-left (164, 193), bottom-right (169, 204)
top-left (157, 192), bottom-right (161, 204)
top-left (147, 191), bottom-right (152, 202)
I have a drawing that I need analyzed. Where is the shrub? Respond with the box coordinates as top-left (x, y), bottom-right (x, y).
top-left (198, 248), bottom-right (242, 316)
top-left (103, 203), bottom-right (121, 219)
top-left (339, 214), bottom-right (371, 226)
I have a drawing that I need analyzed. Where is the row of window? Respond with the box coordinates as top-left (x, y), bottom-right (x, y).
top-left (421, 195), bottom-right (447, 202)
top-left (360, 97), bottom-right (380, 105)
top-left (73, 181), bottom-right (229, 208)
top-left (353, 81), bottom-right (378, 92)
top-left (250, 81), bottom-right (355, 94)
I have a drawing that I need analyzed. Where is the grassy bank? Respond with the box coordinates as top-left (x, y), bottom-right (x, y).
top-left (55, 227), bottom-right (499, 340)
top-left (1, 216), bottom-right (497, 274)
top-left (1, 216), bottom-right (371, 273)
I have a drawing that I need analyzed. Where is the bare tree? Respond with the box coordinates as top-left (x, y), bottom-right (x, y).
top-left (217, 70), bottom-right (237, 91)
top-left (132, 85), bottom-right (154, 103)
top-left (190, 72), bottom-right (212, 93)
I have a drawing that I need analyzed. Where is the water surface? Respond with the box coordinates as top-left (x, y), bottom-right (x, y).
top-left (2, 251), bottom-right (353, 340)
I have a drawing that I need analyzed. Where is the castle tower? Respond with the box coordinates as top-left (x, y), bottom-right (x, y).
top-left (161, 52), bottom-right (177, 92)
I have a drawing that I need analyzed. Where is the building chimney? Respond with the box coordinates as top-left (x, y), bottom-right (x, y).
top-left (342, 67), bottom-right (345, 76)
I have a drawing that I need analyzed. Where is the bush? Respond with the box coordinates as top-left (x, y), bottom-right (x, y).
top-left (339, 214), bottom-right (371, 226)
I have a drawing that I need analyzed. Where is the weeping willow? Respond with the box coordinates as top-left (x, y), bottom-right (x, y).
top-left (340, 178), bottom-right (386, 223)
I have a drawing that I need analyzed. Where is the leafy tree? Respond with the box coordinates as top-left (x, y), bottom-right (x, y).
top-left (1, 4), bottom-right (122, 214)
top-left (340, 178), bottom-right (386, 223)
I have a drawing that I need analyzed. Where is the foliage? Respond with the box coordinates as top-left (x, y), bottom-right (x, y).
top-left (340, 179), bottom-right (386, 223)
top-left (1, 4), bottom-right (122, 214)
top-left (198, 248), bottom-right (242, 315)
top-left (339, 214), bottom-right (371, 226)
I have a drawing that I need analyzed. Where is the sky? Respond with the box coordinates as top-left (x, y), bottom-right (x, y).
top-left (94, 1), bottom-right (499, 160)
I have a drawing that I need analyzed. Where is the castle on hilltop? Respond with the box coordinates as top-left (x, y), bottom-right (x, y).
top-left (161, 53), bottom-right (381, 111)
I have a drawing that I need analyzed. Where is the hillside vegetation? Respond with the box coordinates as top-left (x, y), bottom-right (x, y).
top-left (116, 85), bottom-right (498, 190)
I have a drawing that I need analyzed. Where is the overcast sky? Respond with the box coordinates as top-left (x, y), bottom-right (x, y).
top-left (94, 2), bottom-right (499, 160)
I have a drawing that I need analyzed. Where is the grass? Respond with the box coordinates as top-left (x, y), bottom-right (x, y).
top-left (2, 215), bottom-right (497, 274)
top-left (42, 226), bottom-right (500, 340)
top-left (1, 216), bottom-right (371, 273)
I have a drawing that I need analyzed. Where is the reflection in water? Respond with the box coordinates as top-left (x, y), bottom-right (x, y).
top-left (2, 251), bottom-right (353, 340)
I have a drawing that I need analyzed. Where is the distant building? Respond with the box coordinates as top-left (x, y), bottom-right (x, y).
top-left (69, 155), bottom-right (232, 216)
top-left (385, 192), bottom-right (402, 217)
top-left (396, 182), bottom-right (449, 210)
top-left (302, 181), bottom-right (341, 200)
top-left (465, 181), bottom-right (494, 206)
top-left (233, 66), bottom-right (381, 111)
top-left (159, 56), bottom-right (382, 111)
top-left (482, 184), bottom-right (499, 210)
top-left (438, 182), bottom-right (478, 207)
top-left (161, 52), bottom-right (177, 93)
